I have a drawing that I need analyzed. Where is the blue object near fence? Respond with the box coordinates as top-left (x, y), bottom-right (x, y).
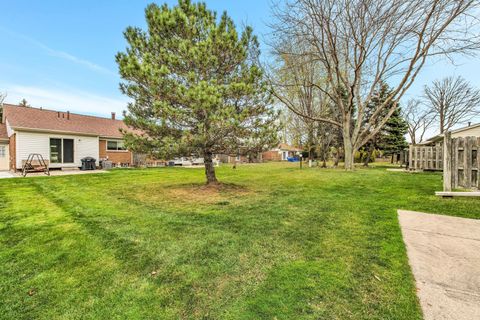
top-left (287, 156), bottom-right (299, 162)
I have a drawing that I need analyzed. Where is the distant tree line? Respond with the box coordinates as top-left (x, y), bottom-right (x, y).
top-left (116, 0), bottom-right (480, 178)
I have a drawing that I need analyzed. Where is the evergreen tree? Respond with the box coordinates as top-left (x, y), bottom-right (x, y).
top-left (18, 99), bottom-right (30, 107)
top-left (379, 108), bottom-right (409, 159)
top-left (0, 92), bottom-right (5, 122)
top-left (362, 82), bottom-right (408, 165)
top-left (116, 0), bottom-right (279, 185)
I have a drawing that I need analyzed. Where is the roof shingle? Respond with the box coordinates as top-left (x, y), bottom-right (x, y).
top-left (3, 104), bottom-right (133, 139)
top-left (0, 123), bottom-right (7, 140)
top-left (278, 143), bottom-right (302, 151)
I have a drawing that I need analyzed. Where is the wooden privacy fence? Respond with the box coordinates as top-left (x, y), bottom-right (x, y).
top-left (409, 143), bottom-right (443, 171)
top-left (443, 134), bottom-right (480, 191)
top-left (132, 153), bottom-right (165, 167)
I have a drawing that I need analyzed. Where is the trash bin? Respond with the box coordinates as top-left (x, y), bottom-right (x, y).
top-left (80, 157), bottom-right (96, 170)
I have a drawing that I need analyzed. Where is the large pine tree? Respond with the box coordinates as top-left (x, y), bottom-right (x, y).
top-left (116, 0), bottom-right (279, 185)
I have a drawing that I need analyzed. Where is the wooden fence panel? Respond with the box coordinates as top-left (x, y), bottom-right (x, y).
top-left (409, 143), bottom-right (443, 171)
top-left (444, 136), bottom-right (480, 190)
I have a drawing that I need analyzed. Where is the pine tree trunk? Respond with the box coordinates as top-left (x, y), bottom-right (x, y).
top-left (204, 151), bottom-right (218, 185)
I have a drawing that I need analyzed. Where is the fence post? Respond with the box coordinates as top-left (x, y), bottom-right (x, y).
top-left (408, 145), bottom-right (412, 170)
top-left (465, 137), bottom-right (473, 188)
top-left (443, 132), bottom-right (452, 192)
top-left (419, 147), bottom-right (423, 170)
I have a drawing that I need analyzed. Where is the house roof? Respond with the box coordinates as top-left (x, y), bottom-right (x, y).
top-left (278, 143), bottom-right (302, 151)
top-left (3, 104), bottom-right (134, 139)
top-left (0, 123), bottom-right (7, 141)
top-left (421, 122), bottom-right (480, 144)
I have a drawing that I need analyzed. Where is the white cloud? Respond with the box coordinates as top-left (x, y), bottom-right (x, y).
top-left (0, 26), bottom-right (115, 76)
top-left (39, 44), bottom-right (115, 76)
top-left (4, 84), bottom-right (129, 117)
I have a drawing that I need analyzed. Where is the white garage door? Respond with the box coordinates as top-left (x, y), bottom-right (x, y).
top-left (0, 144), bottom-right (9, 170)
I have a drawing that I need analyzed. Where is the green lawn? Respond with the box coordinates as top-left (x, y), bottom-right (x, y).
top-left (1, 163), bottom-right (479, 319)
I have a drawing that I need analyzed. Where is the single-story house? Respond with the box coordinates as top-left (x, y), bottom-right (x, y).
top-left (1, 104), bottom-right (136, 171)
top-left (216, 143), bottom-right (302, 164)
top-left (418, 123), bottom-right (480, 146)
top-left (217, 153), bottom-right (262, 164)
top-left (0, 123), bottom-right (9, 171)
top-left (262, 143), bottom-right (302, 161)
top-left (409, 122), bottom-right (480, 171)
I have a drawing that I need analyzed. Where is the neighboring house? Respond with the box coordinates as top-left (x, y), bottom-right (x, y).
top-left (1, 104), bottom-right (136, 171)
top-left (217, 153), bottom-right (260, 164)
top-left (409, 122), bottom-right (480, 171)
top-left (262, 143), bottom-right (302, 161)
top-left (418, 122), bottom-right (480, 146)
top-left (0, 123), bottom-right (9, 171)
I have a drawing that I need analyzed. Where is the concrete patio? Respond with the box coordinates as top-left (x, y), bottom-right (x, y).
top-left (398, 210), bottom-right (480, 320)
top-left (0, 171), bottom-right (15, 179)
top-left (0, 170), bottom-right (109, 179)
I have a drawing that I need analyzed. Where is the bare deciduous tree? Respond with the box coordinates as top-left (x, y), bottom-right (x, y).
top-left (271, 40), bottom-right (328, 160)
top-left (424, 76), bottom-right (480, 134)
top-left (270, 0), bottom-right (480, 170)
top-left (0, 92), bottom-right (6, 122)
top-left (402, 99), bottom-right (435, 144)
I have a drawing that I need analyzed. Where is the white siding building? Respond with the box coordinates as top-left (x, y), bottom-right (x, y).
top-left (15, 130), bottom-right (99, 169)
top-left (1, 104), bottom-right (136, 171)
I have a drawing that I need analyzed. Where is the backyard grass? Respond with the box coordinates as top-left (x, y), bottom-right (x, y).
top-left (1, 162), bottom-right (479, 319)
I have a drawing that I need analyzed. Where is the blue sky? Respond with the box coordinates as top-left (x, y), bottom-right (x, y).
top-left (1, 0), bottom-right (480, 120)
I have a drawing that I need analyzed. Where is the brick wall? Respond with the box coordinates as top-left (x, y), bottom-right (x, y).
top-left (262, 150), bottom-right (281, 161)
top-left (99, 140), bottom-right (107, 159)
top-left (99, 139), bottom-right (132, 165)
top-left (106, 151), bottom-right (132, 165)
top-left (9, 133), bottom-right (16, 170)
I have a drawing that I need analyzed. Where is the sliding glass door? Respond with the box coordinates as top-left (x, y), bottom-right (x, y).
top-left (63, 139), bottom-right (74, 163)
top-left (50, 138), bottom-right (74, 163)
top-left (50, 138), bottom-right (62, 163)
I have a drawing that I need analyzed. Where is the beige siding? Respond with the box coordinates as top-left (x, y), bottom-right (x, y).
top-left (15, 131), bottom-right (99, 169)
top-left (0, 143), bottom-right (9, 170)
top-left (452, 126), bottom-right (480, 138)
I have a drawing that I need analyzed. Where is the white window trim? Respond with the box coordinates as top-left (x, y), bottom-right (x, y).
top-left (106, 140), bottom-right (128, 153)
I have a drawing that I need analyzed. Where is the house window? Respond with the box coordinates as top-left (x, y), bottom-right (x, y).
top-left (0, 146), bottom-right (5, 158)
top-left (107, 140), bottom-right (126, 151)
top-left (50, 138), bottom-right (74, 163)
top-left (236, 155), bottom-right (241, 161)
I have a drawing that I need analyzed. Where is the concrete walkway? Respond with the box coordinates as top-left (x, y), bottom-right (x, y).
top-left (398, 210), bottom-right (480, 320)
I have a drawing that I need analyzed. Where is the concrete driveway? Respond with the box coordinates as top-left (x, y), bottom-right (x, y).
top-left (0, 171), bottom-right (15, 179)
top-left (398, 210), bottom-right (480, 320)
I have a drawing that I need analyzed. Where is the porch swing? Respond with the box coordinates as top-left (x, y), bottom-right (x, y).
top-left (22, 153), bottom-right (50, 177)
